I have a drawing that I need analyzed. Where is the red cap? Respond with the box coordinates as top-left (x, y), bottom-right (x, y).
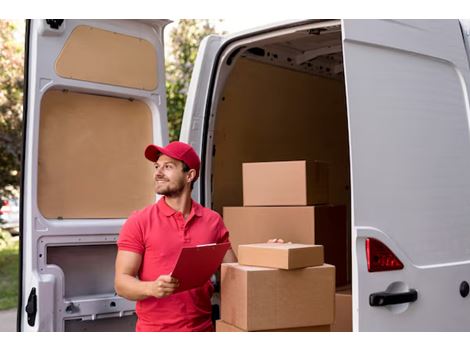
top-left (145, 141), bottom-right (201, 180)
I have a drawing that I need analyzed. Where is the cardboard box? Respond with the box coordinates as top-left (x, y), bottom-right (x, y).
top-left (223, 205), bottom-right (349, 286)
top-left (332, 288), bottom-right (352, 332)
top-left (238, 243), bottom-right (324, 270)
top-left (221, 263), bottom-right (335, 331)
top-left (242, 160), bottom-right (329, 206)
top-left (215, 320), bottom-right (331, 332)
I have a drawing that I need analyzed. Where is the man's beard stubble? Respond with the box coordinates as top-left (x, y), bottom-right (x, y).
top-left (155, 178), bottom-right (186, 198)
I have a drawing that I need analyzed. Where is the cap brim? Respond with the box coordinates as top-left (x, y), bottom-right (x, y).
top-left (144, 144), bottom-right (165, 162)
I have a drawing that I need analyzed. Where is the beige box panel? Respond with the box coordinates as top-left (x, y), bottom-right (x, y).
top-left (38, 90), bottom-right (155, 219)
top-left (55, 25), bottom-right (158, 90)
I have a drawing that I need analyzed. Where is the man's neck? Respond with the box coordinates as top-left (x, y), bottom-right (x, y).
top-left (164, 191), bottom-right (192, 219)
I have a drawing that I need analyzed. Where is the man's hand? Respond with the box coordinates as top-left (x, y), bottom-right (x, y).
top-left (147, 275), bottom-right (180, 299)
top-left (268, 238), bottom-right (285, 243)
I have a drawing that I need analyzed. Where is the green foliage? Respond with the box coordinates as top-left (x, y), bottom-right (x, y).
top-left (0, 230), bottom-right (19, 310)
top-left (0, 20), bottom-right (24, 199)
top-left (165, 20), bottom-right (224, 141)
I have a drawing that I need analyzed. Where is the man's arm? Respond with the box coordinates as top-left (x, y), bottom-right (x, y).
top-left (114, 250), bottom-right (179, 301)
top-left (222, 248), bottom-right (237, 263)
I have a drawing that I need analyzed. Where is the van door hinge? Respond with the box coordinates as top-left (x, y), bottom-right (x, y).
top-left (46, 19), bottom-right (64, 30)
top-left (25, 288), bottom-right (37, 327)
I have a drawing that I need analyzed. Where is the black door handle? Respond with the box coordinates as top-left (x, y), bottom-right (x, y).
top-left (25, 287), bottom-right (37, 326)
top-left (369, 289), bottom-right (418, 307)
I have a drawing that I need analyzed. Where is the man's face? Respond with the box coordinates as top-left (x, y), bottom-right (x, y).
top-left (154, 154), bottom-right (188, 197)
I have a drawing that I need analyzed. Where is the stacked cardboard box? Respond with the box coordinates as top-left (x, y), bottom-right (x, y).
top-left (218, 243), bottom-right (335, 332)
top-left (242, 160), bottom-right (329, 206)
top-left (332, 287), bottom-right (352, 332)
top-left (223, 160), bottom-right (349, 286)
top-left (216, 320), bottom-right (331, 332)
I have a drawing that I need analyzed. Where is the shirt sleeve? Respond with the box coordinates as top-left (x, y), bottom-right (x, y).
top-left (117, 212), bottom-right (145, 254)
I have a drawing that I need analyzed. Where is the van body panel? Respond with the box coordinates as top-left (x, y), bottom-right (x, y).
top-left (20, 19), bottom-right (169, 331)
top-left (342, 19), bottom-right (470, 330)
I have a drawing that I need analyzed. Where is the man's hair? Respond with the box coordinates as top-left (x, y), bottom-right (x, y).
top-left (182, 162), bottom-right (195, 190)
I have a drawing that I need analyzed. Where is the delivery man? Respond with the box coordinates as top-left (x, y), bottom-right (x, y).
top-left (114, 141), bottom-right (237, 332)
top-left (114, 141), bottom-right (283, 332)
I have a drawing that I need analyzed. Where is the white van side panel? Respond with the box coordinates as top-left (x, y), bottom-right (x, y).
top-left (343, 19), bottom-right (470, 331)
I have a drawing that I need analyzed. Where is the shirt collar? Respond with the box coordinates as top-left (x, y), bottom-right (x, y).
top-left (157, 196), bottom-right (203, 217)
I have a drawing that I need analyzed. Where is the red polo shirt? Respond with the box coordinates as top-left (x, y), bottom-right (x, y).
top-left (117, 196), bottom-right (230, 332)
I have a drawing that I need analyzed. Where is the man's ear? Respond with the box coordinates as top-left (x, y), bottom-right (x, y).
top-left (187, 169), bottom-right (196, 183)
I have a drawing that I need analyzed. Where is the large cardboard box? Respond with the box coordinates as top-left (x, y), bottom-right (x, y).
top-left (242, 160), bottom-right (329, 206)
top-left (221, 263), bottom-right (335, 331)
top-left (238, 243), bottom-right (324, 270)
top-left (223, 204), bottom-right (349, 286)
top-left (332, 288), bottom-right (352, 332)
top-left (215, 320), bottom-right (331, 332)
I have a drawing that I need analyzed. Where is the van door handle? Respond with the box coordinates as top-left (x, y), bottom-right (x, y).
top-left (369, 289), bottom-right (418, 306)
top-left (25, 287), bottom-right (37, 326)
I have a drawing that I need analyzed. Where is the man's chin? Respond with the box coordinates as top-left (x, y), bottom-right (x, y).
top-left (156, 188), bottom-right (183, 197)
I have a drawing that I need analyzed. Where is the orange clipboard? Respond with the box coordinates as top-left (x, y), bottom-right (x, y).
top-left (170, 242), bottom-right (230, 293)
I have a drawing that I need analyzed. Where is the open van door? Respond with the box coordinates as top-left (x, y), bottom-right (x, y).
top-left (342, 19), bottom-right (470, 331)
top-left (179, 34), bottom-right (224, 204)
top-left (20, 19), bottom-right (170, 331)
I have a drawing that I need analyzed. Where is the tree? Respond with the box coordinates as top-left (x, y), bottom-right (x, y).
top-left (0, 20), bottom-right (23, 199)
top-left (165, 20), bottom-right (225, 142)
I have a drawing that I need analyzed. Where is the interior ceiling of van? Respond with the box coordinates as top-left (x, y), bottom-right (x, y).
top-left (238, 24), bottom-right (343, 80)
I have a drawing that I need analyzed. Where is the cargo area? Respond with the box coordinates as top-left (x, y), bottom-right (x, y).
top-left (209, 22), bottom-right (352, 331)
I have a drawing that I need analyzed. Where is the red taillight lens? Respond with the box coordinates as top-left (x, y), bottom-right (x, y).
top-left (366, 238), bottom-right (404, 272)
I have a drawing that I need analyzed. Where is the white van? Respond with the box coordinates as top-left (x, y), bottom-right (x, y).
top-left (19, 19), bottom-right (470, 332)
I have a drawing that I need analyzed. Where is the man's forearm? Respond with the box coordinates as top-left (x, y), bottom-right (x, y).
top-left (115, 274), bottom-right (152, 301)
top-left (222, 249), bottom-right (238, 263)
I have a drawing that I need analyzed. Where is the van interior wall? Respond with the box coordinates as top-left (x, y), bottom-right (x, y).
top-left (212, 56), bottom-right (350, 245)
top-left (38, 90), bottom-right (155, 219)
top-left (47, 244), bottom-right (117, 298)
top-left (64, 315), bottom-right (136, 332)
top-left (47, 244), bottom-right (137, 331)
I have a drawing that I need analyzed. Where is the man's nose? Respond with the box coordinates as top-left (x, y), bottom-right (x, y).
top-left (155, 166), bottom-right (164, 177)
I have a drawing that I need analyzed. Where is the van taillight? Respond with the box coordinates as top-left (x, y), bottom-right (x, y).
top-left (366, 238), bottom-right (404, 272)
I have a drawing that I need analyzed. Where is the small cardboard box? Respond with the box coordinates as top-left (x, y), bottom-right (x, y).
top-left (332, 288), bottom-right (352, 332)
top-left (215, 320), bottom-right (331, 332)
top-left (221, 263), bottom-right (335, 331)
top-left (242, 160), bottom-right (329, 206)
top-left (238, 243), bottom-right (324, 270)
top-left (223, 204), bottom-right (348, 286)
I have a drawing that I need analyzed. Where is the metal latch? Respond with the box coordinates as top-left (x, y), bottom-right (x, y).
top-left (25, 288), bottom-right (37, 327)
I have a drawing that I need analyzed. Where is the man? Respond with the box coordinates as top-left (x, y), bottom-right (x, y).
top-left (114, 141), bottom-right (237, 332)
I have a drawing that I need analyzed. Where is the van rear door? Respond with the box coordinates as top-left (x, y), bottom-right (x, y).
top-left (179, 34), bottom-right (224, 203)
top-left (342, 19), bottom-right (470, 331)
top-left (20, 19), bottom-right (169, 331)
